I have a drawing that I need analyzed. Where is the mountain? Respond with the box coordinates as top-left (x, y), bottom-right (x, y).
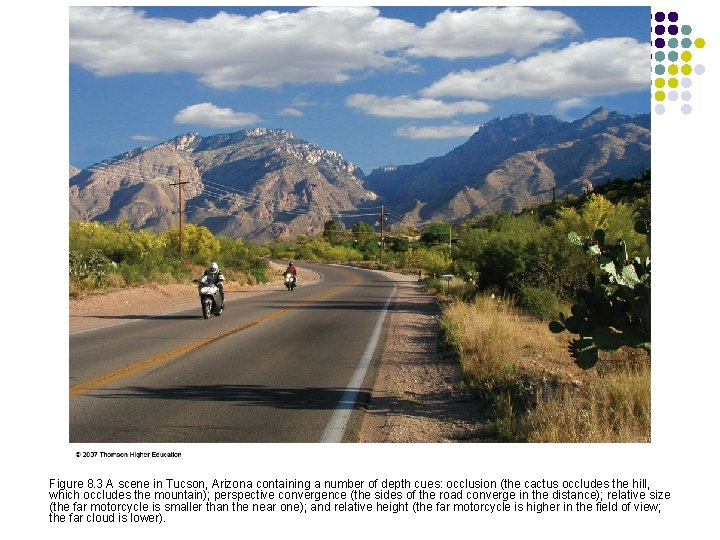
top-left (365, 107), bottom-right (650, 226)
top-left (69, 108), bottom-right (650, 240)
top-left (69, 128), bottom-right (377, 241)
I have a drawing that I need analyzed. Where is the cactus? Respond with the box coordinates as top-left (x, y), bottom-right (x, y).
top-left (69, 249), bottom-right (113, 285)
top-left (549, 221), bottom-right (650, 369)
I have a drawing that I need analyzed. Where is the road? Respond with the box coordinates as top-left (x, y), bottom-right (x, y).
top-left (69, 263), bottom-right (398, 443)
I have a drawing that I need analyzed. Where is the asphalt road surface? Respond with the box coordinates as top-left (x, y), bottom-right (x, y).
top-left (69, 263), bottom-right (398, 443)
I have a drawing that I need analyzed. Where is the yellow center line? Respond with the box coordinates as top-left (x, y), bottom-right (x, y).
top-left (70, 272), bottom-right (361, 399)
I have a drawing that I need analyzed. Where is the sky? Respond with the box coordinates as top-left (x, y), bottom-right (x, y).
top-left (69, 5), bottom-right (651, 174)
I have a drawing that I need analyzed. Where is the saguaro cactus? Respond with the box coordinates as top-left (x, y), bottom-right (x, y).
top-left (549, 221), bottom-right (650, 368)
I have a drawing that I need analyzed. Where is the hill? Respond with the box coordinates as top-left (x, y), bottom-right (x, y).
top-left (69, 108), bottom-right (649, 239)
top-left (366, 107), bottom-right (649, 227)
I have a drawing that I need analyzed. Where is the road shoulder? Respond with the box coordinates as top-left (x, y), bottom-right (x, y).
top-left (357, 273), bottom-right (489, 443)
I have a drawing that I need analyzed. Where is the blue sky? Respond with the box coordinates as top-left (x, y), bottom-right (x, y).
top-left (69, 5), bottom-right (651, 174)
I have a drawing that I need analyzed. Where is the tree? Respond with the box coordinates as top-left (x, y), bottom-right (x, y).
top-left (388, 236), bottom-right (409, 253)
top-left (420, 223), bottom-right (452, 245)
top-left (163, 224), bottom-right (220, 264)
top-left (352, 221), bottom-right (375, 237)
top-left (323, 219), bottom-right (343, 243)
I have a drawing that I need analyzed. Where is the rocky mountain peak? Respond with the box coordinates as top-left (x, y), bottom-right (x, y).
top-left (70, 108), bottom-right (649, 239)
top-left (172, 132), bottom-right (202, 152)
top-left (70, 126), bottom-right (375, 240)
top-left (366, 108), bottom-right (650, 225)
top-left (577, 106), bottom-right (613, 127)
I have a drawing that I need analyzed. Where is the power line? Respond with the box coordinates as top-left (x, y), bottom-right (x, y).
top-left (84, 163), bottom-right (450, 236)
top-left (79, 163), bottom-right (383, 220)
top-left (78, 163), bottom-right (465, 242)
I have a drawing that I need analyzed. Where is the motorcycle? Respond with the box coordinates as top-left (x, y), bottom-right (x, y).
top-left (193, 279), bottom-right (224, 318)
top-left (284, 271), bottom-right (297, 291)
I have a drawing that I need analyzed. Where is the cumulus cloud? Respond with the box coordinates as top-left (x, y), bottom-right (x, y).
top-left (408, 6), bottom-right (580, 58)
top-left (422, 38), bottom-right (650, 100)
top-left (395, 122), bottom-right (479, 139)
top-left (346, 94), bottom-right (489, 118)
top-left (70, 6), bottom-right (415, 89)
top-left (174, 103), bottom-right (260, 128)
top-left (70, 6), bottom-right (580, 90)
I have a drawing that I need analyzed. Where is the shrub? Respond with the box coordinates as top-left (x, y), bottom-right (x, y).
top-left (69, 248), bottom-right (113, 285)
top-left (518, 285), bottom-right (559, 321)
top-left (69, 220), bottom-right (267, 293)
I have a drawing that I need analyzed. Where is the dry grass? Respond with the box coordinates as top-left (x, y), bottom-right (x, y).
top-left (522, 361), bottom-right (651, 442)
top-left (442, 295), bottom-right (577, 381)
top-left (440, 294), bottom-right (651, 443)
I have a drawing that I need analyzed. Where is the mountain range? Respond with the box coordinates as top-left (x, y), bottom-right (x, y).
top-left (69, 107), bottom-right (650, 241)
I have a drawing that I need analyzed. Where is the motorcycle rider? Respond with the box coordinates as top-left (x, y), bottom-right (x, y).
top-left (284, 261), bottom-right (298, 288)
top-left (200, 261), bottom-right (225, 307)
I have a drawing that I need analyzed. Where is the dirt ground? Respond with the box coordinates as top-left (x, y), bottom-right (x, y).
top-left (69, 262), bottom-right (321, 333)
top-left (69, 264), bottom-right (488, 442)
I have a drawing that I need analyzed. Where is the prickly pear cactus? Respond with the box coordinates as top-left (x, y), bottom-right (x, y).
top-left (549, 221), bottom-right (650, 369)
top-left (69, 248), bottom-right (113, 285)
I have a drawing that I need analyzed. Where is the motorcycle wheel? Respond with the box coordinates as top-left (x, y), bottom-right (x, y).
top-left (202, 298), bottom-right (212, 319)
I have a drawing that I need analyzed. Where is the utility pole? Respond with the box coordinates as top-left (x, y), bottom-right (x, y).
top-left (379, 205), bottom-right (385, 267)
top-left (169, 169), bottom-right (189, 259)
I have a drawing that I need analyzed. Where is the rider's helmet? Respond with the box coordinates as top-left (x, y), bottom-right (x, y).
top-left (288, 261), bottom-right (294, 266)
top-left (209, 262), bottom-right (219, 273)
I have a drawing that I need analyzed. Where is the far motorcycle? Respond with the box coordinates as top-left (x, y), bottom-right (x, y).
top-left (284, 271), bottom-right (297, 291)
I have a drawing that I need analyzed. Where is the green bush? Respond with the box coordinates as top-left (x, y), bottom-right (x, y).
top-left (118, 263), bottom-right (146, 286)
top-left (518, 285), bottom-right (559, 321)
top-left (69, 220), bottom-right (268, 293)
top-left (69, 248), bottom-right (114, 285)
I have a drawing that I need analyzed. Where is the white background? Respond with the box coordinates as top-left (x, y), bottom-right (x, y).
top-left (2, 1), bottom-right (717, 538)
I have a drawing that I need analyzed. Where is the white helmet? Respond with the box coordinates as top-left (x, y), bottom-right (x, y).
top-left (209, 262), bottom-right (219, 273)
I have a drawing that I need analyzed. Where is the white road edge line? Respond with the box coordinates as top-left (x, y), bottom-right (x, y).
top-left (320, 282), bottom-right (397, 443)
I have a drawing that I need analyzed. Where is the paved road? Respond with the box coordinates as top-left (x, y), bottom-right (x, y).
top-left (69, 263), bottom-right (398, 443)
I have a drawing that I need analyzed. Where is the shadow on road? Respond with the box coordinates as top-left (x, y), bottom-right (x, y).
top-left (70, 314), bottom-right (200, 322)
top-left (96, 384), bottom-right (371, 410)
top-left (92, 383), bottom-right (490, 436)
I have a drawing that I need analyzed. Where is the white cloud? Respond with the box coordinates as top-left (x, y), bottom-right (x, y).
top-left (174, 103), bottom-right (261, 128)
top-left (70, 6), bottom-right (415, 89)
top-left (130, 134), bottom-right (158, 142)
top-left (554, 97), bottom-right (591, 118)
top-left (70, 6), bottom-right (582, 90)
top-left (291, 97), bottom-right (320, 107)
top-left (395, 122), bottom-right (479, 139)
top-left (423, 38), bottom-right (650, 100)
top-left (346, 94), bottom-right (489, 118)
top-left (408, 7), bottom-right (580, 59)
top-left (278, 108), bottom-right (304, 117)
